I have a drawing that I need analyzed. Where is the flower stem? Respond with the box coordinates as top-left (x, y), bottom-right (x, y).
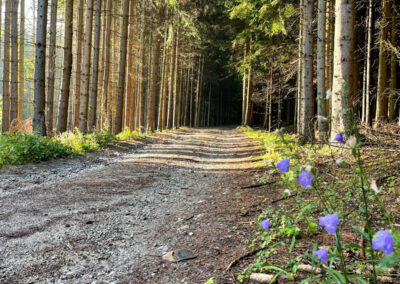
top-left (335, 231), bottom-right (349, 283)
top-left (353, 128), bottom-right (377, 284)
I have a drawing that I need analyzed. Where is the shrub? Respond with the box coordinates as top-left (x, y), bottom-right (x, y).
top-left (0, 132), bottom-right (73, 167)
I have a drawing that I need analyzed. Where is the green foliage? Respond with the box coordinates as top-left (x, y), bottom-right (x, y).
top-left (56, 129), bottom-right (116, 154)
top-left (0, 132), bottom-right (73, 167)
top-left (116, 128), bottom-right (146, 141)
top-left (240, 127), bottom-right (400, 283)
top-left (0, 128), bottom-right (146, 168)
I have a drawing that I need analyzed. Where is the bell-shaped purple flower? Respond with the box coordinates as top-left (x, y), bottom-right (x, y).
top-left (318, 214), bottom-right (339, 234)
top-left (277, 159), bottom-right (290, 173)
top-left (313, 248), bottom-right (328, 263)
top-left (298, 171), bottom-right (312, 187)
top-left (332, 133), bottom-right (345, 144)
top-left (259, 219), bottom-right (270, 232)
top-left (372, 230), bottom-right (394, 255)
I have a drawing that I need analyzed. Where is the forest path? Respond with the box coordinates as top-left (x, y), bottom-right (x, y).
top-left (0, 127), bottom-right (263, 283)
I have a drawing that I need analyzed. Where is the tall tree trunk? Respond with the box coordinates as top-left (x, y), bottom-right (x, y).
top-left (194, 55), bottom-right (201, 127)
top-left (147, 8), bottom-right (164, 132)
top-left (207, 85), bottom-right (211, 127)
top-left (46, 0), bottom-right (57, 134)
top-left (136, 1), bottom-right (147, 131)
top-left (363, 0), bottom-right (374, 126)
top-left (375, 0), bottom-right (390, 127)
top-left (33, 0), bottom-right (48, 136)
top-left (296, 0), bottom-right (304, 132)
top-left (18, 0), bottom-right (25, 121)
top-left (330, 0), bottom-right (354, 140)
top-left (2, 0), bottom-right (11, 132)
top-left (157, 26), bottom-right (168, 131)
top-left (242, 42), bottom-right (249, 125)
top-left (189, 58), bottom-right (194, 127)
top-left (172, 30), bottom-right (179, 128)
top-left (317, 0), bottom-right (327, 140)
top-left (388, 4), bottom-right (396, 121)
top-left (10, 0), bottom-right (19, 124)
top-left (56, 0), bottom-right (74, 133)
top-left (102, 0), bottom-right (112, 130)
top-left (244, 65), bottom-right (253, 126)
top-left (74, 0), bottom-right (85, 128)
top-left (78, 0), bottom-right (94, 133)
top-left (114, 0), bottom-right (130, 134)
top-left (184, 58), bottom-right (192, 126)
top-left (29, 0), bottom-right (36, 119)
top-left (89, 0), bottom-right (102, 132)
top-left (127, 0), bottom-right (137, 130)
top-left (166, 26), bottom-right (176, 129)
top-left (108, 17), bottom-right (117, 131)
top-left (161, 33), bottom-right (171, 130)
top-left (299, 0), bottom-right (314, 138)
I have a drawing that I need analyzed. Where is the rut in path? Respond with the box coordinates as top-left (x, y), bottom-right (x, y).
top-left (0, 127), bottom-right (262, 283)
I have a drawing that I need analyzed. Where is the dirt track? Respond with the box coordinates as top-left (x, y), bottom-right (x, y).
top-left (0, 127), bottom-right (263, 284)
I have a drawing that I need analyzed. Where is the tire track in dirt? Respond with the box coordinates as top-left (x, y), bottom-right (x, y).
top-left (0, 127), bottom-right (262, 283)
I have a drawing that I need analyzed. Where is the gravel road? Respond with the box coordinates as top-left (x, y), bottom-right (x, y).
top-left (0, 127), bottom-right (262, 284)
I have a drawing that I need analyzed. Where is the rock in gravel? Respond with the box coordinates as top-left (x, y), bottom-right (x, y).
top-left (162, 249), bottom-right (196, 262)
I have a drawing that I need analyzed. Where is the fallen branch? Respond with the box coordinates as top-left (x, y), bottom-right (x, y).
top-left (226, 247), bottom-right (263, 271)
top-left (271, 193), bottom-right (297, 204)
top-left (241, 181), bottom-right (276, 189)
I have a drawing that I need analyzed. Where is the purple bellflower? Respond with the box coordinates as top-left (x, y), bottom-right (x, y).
top-left (332, 133), bottom-right (345, 144)
top-left (298, 171), bottom-right (312, 187)
top-left (313, 248), bottom-right (329, 263)
top-left (318, 214), bottom-right (339, 234)
top-left (259, 219), bottom-right (270, 232)
top-left (372, 230), bottom-right (394, 255)
top-left (277, 159), bottom-right (290, 173)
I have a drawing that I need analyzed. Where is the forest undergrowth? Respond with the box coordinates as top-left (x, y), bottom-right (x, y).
top-left (238, 125), bottom-right (400, 283)
top-left (0, 127), bottom-right (146, 168)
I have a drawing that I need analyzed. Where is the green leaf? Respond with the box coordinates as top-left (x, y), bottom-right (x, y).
top-left (352, 225), bottom-right (371, 242)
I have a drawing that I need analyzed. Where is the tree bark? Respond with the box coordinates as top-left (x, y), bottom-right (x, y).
top-left (299, 0), bottom-right (314, 139)
top-left (89, 0), bottom-right (103, 132)
top-left (157, 26), bottom-right (168, 131)
top-left (147, 8), bottom-right (164, 132)
top-left (10, 0), bottom-right (19, 124)
top-left (166, 26), bottom-right (176, 129)
top-left (242, 42), bottom-right (249, 125)
top-left (102, 0), bottom-right (112, 130)
top-left (172, 30), bottom-right (180, 128)
top-left (2, 0), bottom-right (11, 132)
top-left (375, 0), bottom-right (390, 126)
top-left (114, 0), bottom-right (130, 134)
top-left (330, 0), bottom-right (354, 140)
top-left (317, 0), bottom-right (327, 140)
top-left (136, 0), bottom-right (147, 131)
top-left (46, 0), bottom-right (57, 133)
top-left (74, 0), bottom-right (85, 128)
top-left (127, 0), bottom-right (137, 130)
top-left (244, 64), bottom-right (253, 126)
top-left (388, 3), bottom-right (396, 121)
top-left (56, 0), bottom-right (74, 133)
top-left (78, 0), bottom-right (94, 133)
top-left (363, 0), bottom-right (374, 126)
top-left (33, 0), bottom-right (48, 136)
top-left (18, 0), bottom-right (25, 121)
top-left (161, 33), bottom-right (171, 130)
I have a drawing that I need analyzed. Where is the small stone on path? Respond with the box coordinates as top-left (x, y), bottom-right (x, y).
top-left (162, 249), bottom-right (196, 262)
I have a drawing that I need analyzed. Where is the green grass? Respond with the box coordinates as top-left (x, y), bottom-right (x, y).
top-left (0, 128), bottom-right (148, 168)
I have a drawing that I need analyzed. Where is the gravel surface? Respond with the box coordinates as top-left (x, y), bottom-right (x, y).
top-left (0, 127), bottom-right (262, 284)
